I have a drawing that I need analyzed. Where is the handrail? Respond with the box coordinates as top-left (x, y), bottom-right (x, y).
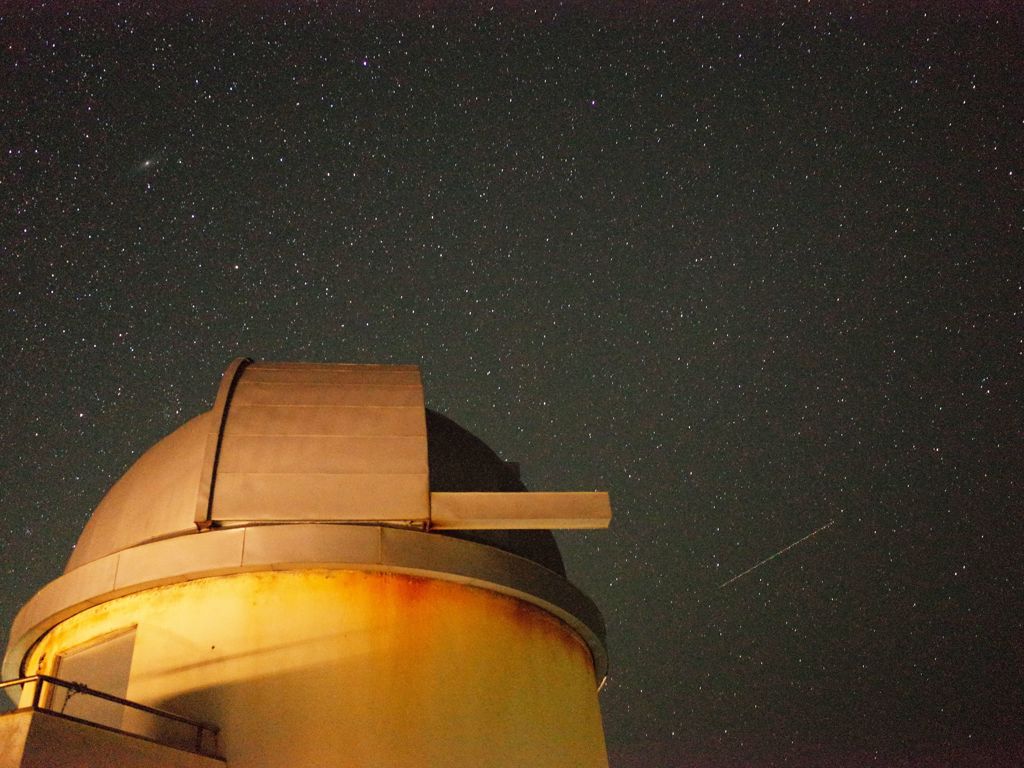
top-left (1, 674), bottom-right (219, 757)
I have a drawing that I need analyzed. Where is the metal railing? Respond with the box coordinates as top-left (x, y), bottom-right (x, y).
top-left (0, 674), bottom-right (220, 757)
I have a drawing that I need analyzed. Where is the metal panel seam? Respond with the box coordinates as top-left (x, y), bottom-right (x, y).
top-left (194, 357), bottom-right (252, 530)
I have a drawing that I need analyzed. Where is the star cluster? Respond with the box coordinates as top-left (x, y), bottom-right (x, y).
top-left (2, 4), bottom-right (1021, 766)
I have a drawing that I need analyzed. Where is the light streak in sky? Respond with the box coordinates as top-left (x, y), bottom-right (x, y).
top-left (719, 520), bottom-right (835, 588)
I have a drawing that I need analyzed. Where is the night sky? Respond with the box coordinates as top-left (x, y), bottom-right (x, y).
top-left (2, 3), bottom-right (1021, 766)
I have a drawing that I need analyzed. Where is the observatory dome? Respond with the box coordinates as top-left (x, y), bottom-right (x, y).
top-left (6, 359), bottom-right (610, 692)
top-left (67, 406), bottom-right (565, 576)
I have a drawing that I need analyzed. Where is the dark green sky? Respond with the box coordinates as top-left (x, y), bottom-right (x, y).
top-left (2, 3), bottom-right (1020, 765)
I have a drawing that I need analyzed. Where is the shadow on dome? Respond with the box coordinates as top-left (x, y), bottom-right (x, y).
top-left (426, 409), bottom-right (566, 577)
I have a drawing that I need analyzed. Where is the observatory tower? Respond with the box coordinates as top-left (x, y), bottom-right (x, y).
top-left (1, 360), bottom-right (611, 768)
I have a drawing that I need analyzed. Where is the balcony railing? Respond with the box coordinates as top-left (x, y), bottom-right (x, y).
top-left (1, 674), bottom-right (220, 757)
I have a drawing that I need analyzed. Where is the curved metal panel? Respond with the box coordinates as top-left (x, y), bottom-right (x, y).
top-left (209, 363), bottom-right (430, 524)
top-left (65, 413), bottom-right (211, 572)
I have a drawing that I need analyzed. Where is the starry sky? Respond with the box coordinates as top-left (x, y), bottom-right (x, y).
top-left (2, 3), bottom-right (1021, 766)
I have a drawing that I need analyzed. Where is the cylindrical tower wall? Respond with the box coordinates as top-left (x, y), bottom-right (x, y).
top-left (22, 569), bottom-right (609, 768)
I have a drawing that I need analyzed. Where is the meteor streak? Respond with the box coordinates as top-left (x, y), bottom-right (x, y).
top-left (719, 520), bottom-right (835, 588)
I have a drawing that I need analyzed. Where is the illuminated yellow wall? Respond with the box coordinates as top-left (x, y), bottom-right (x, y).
top-left (23, 570), bottom-right (608, 768)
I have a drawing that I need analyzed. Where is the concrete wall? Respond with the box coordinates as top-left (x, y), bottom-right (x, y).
top-left (0, 711), bottom-right (29, 767)
top-left (23, 569), bottom-right (608, 768)
top-left (0, 710), bottom-right (223, 768)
